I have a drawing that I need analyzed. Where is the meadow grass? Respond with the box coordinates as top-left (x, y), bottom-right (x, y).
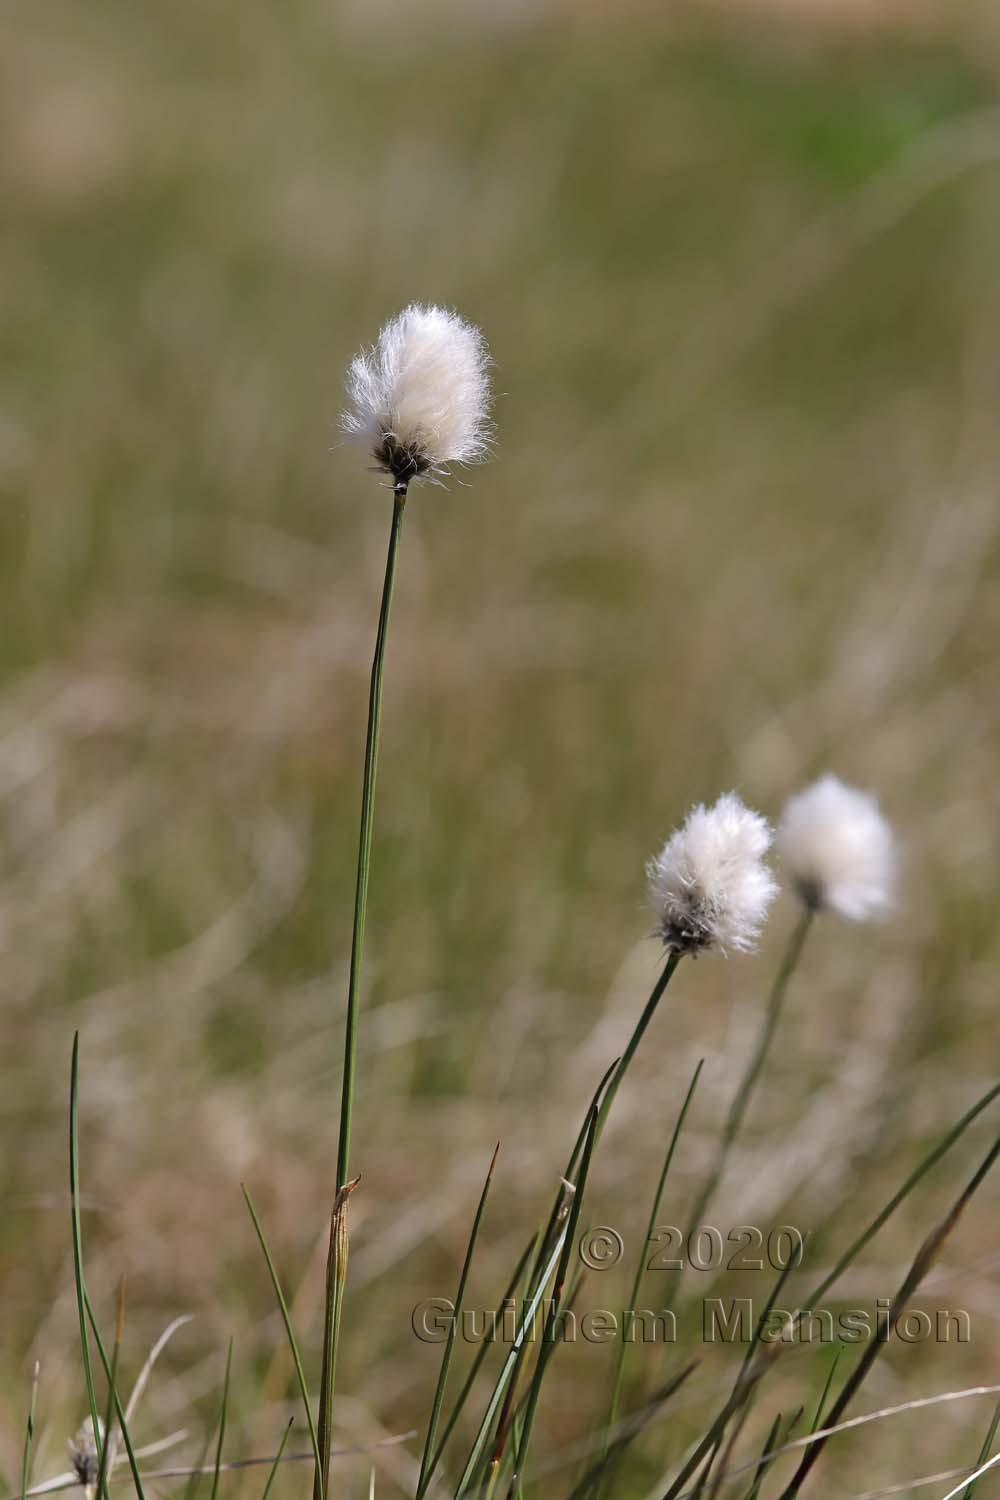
top-left (3, 3), bottom-right (1000, 1497)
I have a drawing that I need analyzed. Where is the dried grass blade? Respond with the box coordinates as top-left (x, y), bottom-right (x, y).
top-left (124, 1316), bottom-right (195, 1427)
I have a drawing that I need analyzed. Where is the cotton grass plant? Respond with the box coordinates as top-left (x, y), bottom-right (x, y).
top-left (321, 304), bottom-right (495, 1500)
top-left (36, 312), bottom-right (1000, 1500)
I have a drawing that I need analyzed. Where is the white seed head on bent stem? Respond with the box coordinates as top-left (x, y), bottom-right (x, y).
top-left (647, 792), bottom-right (778, 956)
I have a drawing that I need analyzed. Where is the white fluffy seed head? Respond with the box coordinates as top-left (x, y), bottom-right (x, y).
top-left (777, 774), bottom-right (896, 921)
top-left (341, 303), bottom-right (493, 489)
top-left (647, 792), bottom-right (779, 957)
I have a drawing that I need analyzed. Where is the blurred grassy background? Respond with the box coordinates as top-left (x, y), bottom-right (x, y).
top-left (2, 1), bottom-right (1000, 1495)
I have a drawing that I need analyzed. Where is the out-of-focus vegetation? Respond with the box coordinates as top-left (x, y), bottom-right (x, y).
top-left (2, 3), bottom-right (999, 1495)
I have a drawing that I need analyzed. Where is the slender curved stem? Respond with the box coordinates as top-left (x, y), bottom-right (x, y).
top-left (595, 953), bottom-right (681, 1147)
top-left (336, 488), bottom-right (407, 1190)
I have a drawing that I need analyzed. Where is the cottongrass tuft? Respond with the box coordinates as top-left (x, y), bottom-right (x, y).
top-left (647, 792), bottom-right (778, 956)
top-left (68, 1416), bottom-right (104, 1487)
top-left (778, 773), bottom-right (896, 920)
top-left (341, 304), bottom-right (492, 489)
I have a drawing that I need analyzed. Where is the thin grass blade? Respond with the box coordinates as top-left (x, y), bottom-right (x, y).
top-left (183, 1428), bottom-right (215, 1500)
top-left (20, 1362), bottom-right (39, 1500)
top-left (945, 1451), bottom-right (1000, 1500)
top-left (425, 1232), bottom-right (538, 1488)
top-left (416, 1143), bottom-right (500, 1499)
top-left (598, 1059), bottom-right (704, 1498)
top-left (508, 1102), bottom-right (602, 1497)
top-left (960, 1397), bottom-right (1000, 1500)
top-left (260, 1420), bottom-right (294, 1500)
top-left (685, 1073), bottom-right (1000, 1500)
top-left (94, 1280), bottom-right (126, 1500)
top-left (660, 1241), bottom-right (804, 1500)
top-left (810, 1349), bottom-right (842, 1435)
top-left (705, 1390), bottom-right (760, 1500)
top-left (487, 1054), bottom-right (624, 1497)
top-left (778, 1132), bottom-right (1000, 1499)
top-left (569, 1365), bottom-right (699, 1500)
top-left (242, 1186), bottom-right (323, 1484)
top-left (743, 1412), bottom-right (782, 1500)
top-left (69, 1035), bottom-right (104, 1484)
top-left (805, 1080), bottom-right (1000, 1309)
top-left (84, 1292), bottom-right (146, 1500)
top-left (210, 1341), bottom-right (234, 1500)
top-left (479, 1061), bottom-right (621, 1493)
top-left (529, 1059), bottom-right (619, 1302)
top-left (453, 1230), bottom-right (569, 1497)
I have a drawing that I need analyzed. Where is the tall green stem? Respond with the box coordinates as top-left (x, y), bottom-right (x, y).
top-left (336, 487), bottom-right (406, 1191)
top-left (315, 486), bottom-right (405, 1500)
